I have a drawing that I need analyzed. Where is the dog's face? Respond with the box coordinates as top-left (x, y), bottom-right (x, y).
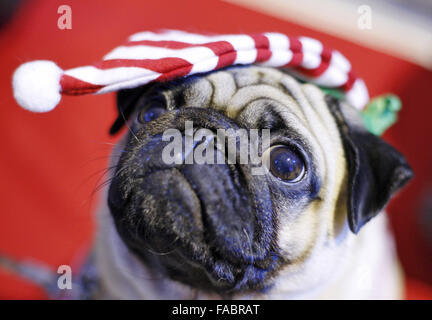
top-left (107, 66), bottom-right (412, 295)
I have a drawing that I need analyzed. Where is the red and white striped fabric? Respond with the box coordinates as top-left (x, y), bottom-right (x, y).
top-left (12, 29), bottom-right (369, 113)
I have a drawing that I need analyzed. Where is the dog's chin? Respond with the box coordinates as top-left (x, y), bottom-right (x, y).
top-left (108, 161), bottom-right (282, 294)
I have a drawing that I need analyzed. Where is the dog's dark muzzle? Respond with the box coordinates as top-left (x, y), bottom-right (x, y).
top-left (108, 108), bottom-right (279, 293)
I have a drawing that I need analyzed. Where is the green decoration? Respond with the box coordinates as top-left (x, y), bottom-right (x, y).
top-left (320, 87), bottom-right (346, 101)
top-left (319, 87), bottom-right (402, 136)
top-left (360, 94), bottom-right (401, 136)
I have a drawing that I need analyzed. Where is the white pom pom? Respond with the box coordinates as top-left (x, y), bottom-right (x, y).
top-left (12, 60), bottom-right (63, 113)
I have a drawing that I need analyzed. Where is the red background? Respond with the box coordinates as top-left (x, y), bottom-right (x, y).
top-left (0, 0), bottom-right (431, 299)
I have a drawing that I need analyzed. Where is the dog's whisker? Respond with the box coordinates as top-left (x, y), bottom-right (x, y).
top-left (88, 141), bottom-right (120, 146)
top-left (74, 164), bottom-right (121, 210)
top-left (83, 164), bottom-right (120, 203)
top-left (92, 177), bottom-right (115, 195)
top-left (142, 246), bottom-right (177, 256)
top-left (243, 227), bottom-right (254, 263)
top-left (83, 153), bottom-right (126, 164)
top-left (120, 109), bottom-right (139, 142)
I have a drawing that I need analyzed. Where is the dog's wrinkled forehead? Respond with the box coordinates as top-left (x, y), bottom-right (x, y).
top-left (157, 66), bottom-right (295, 115)
top-left (113, 65), bottom-right (331, 134)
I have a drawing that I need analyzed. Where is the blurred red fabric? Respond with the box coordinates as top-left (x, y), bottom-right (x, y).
top-left (0, 0), bottom-right (431, 299)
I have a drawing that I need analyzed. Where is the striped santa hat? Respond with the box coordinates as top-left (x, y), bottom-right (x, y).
top-left (12, 29), bottom-right (369, 113)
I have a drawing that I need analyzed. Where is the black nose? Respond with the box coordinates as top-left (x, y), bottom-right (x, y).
top-left (179, 160), bottom-right (256, 265)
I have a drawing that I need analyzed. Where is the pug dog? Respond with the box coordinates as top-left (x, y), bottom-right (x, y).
top-left (89, 65), bottom-right (413, 299)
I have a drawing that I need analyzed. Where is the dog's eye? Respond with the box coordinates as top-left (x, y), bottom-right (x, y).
top-left (268, 145), bottom-right (305, 182)
top-left (138, 106), bottom-right (166, 124)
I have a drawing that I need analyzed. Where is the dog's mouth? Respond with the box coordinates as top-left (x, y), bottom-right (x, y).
top-left (108, 108), bottom-right (282, 293)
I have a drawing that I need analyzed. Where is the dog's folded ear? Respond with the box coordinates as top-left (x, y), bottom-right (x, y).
top-left (326, 95), bottom-right (413, 234)
top-left (109, 86), bottom-right (147, 135)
